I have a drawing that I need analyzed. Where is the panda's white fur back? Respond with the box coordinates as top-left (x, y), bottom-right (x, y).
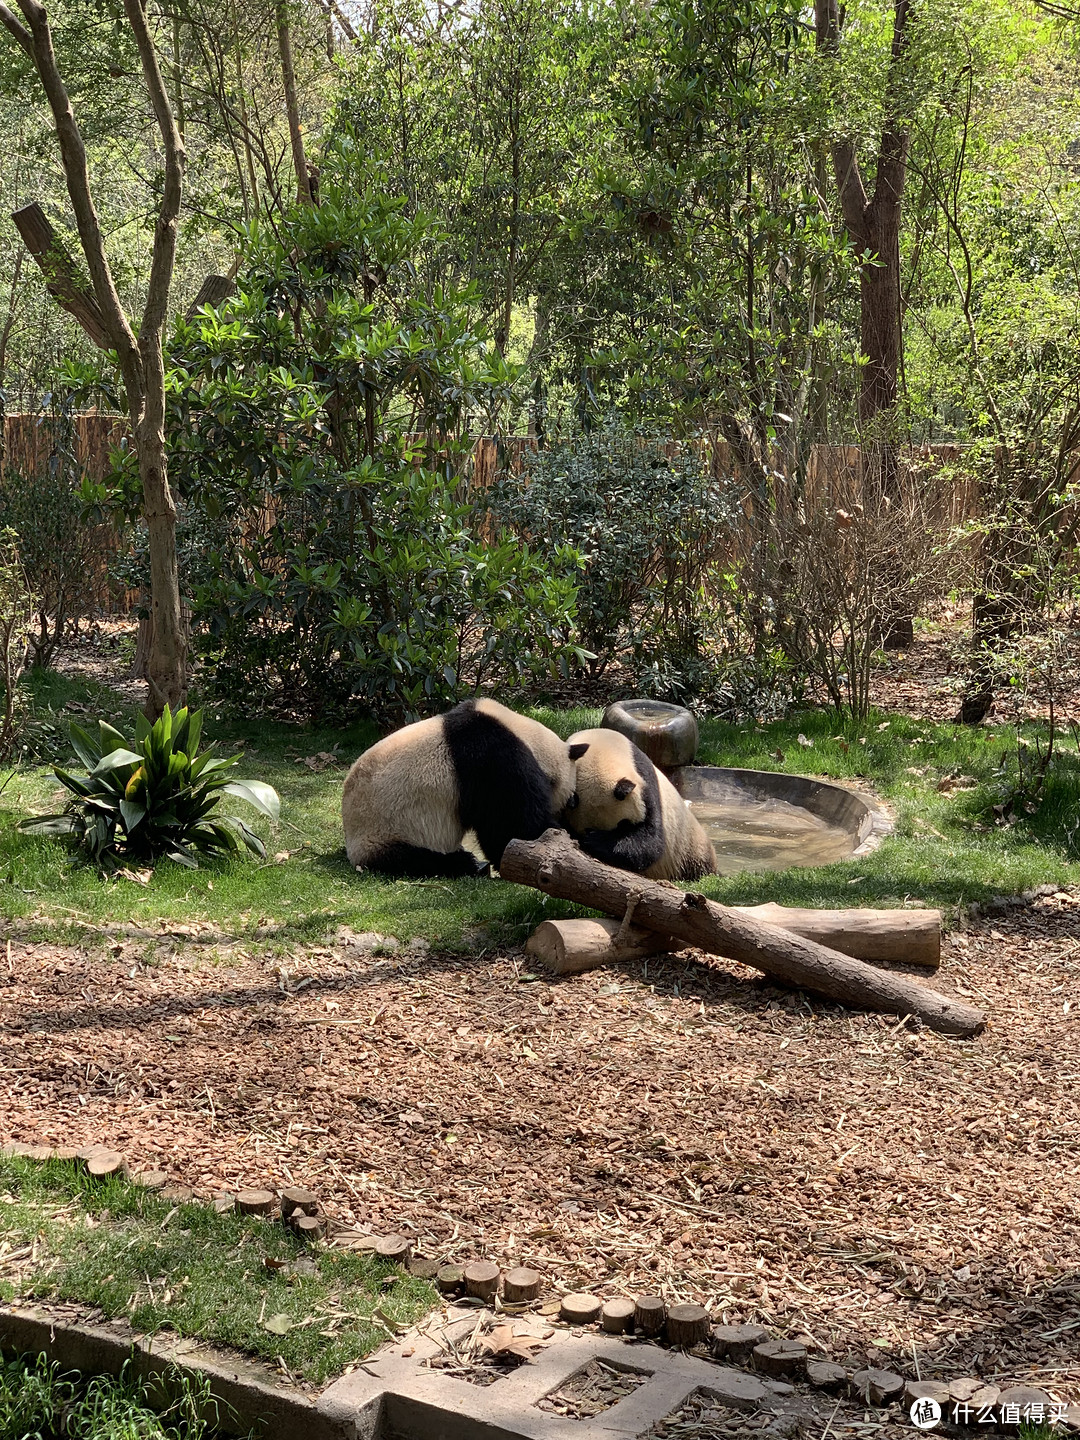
top-left (342, 700), bottom-right (575, 872)
top-left (343, 715), bottom-right (463, 866)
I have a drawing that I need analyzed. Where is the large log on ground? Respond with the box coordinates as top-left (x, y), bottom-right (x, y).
top-left (527, 905), bottom-right (940, 975)
top-left (501, 830), bottom-right (984, 1038)
top-left (737, 903), bottom-right (939, 968)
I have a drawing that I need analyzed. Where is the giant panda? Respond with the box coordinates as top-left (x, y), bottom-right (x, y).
top-left (564, 727), bottom-right (717, 882)
top-left (342, 699), bottom-right (575, 877)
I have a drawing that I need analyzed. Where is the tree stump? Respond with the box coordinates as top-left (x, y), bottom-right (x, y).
top-left (500, 830), bottom-right (983, 1036)
top-left (906, 1380), bottom-right (952, 1408)
top-left (375, 1234), bottom-right (411, 1264)
top-left (634, 1294), bottom-right (666, 1337)
top-left (503, 1267), bottom-right (542, 1303)
top-left (665, 1303), bottom-right (710, 1347)
top-left (601, 1297), bottom-right (636, 1334)
top-left (949, 1379), bottom-right (983, 1404)
top-left (463, 1260), bottom-right (501, 1300)
top-left (753, 1340), bottom-right (807, 1377)
top-left (711, 1323), bottom-right (769, 1363)
top-left (280, 1186), bottom-right (318, 1220)
top-left (437, 1264), bottom-right (464, 1294)
top-left (407, 1257), bottom-right (441, 1281)
top-left (133, 1170), bottom-right (168, 1190)
top-left (560, 1292), bottom-right (601, 1325)
top-left (235, 1188), bottom-right (276, 1217)
top-left (808, 1361), bottom-right (849, 1391)
top-left (85, 1151), bottom-right (125, 1180)
top-left (294, 1215), bottom-right (325, 1242)
top-left (853, 1368), bottom-right (905, 1404)
top-left (161, 1184), bottom-right (193, 1203)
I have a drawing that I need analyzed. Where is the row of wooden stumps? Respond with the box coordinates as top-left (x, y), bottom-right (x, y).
top-left (502, 829), bottom-right (986, 1037)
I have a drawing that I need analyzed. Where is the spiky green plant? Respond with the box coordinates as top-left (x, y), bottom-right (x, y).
top-left (19, 705), bottom-right (279, 868)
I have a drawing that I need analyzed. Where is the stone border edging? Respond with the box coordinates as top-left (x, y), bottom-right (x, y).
top-left (0, 1303), bottom-right (347, 1440)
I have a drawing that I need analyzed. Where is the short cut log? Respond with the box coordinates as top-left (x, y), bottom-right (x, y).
top-left (528, 905), bottom-right (940, 976)
top-left (500, 830), bottom-right (984, 1038)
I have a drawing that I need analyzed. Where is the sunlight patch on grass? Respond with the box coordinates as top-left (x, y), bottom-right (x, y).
top-left (0, 1156), bottom-right (436, 1384)
top-left (3, 673), bottom-right (1079, 946)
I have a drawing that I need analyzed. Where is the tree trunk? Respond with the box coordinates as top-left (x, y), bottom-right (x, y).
top-left (276, 0), bottom-right (311, 205)
top-left (132, 374), bottom-right (187, 715)
top-left (816, 0), bottom-right (913, 648)
top-left (528, 906), bottom-right (941, 976)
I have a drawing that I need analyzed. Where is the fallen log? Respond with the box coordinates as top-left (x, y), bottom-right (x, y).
top-left (501, 830), bottom-right (984, 1038)
top-left (527, 904), bottom-right (940, 975)
top-left (736, 903), bottom-right (940, 968)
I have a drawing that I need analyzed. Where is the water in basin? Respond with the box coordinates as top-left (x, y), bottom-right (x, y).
top-left (688, 794), bottom-right (858, 875)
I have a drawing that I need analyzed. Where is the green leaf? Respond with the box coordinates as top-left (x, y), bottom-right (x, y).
top-left (90, 749), bottom-right (143, 775)
top-left (186, 708), bottom-right (205, 757)
top-left (165, 848), bottom-right (199, 869)
top-left (119, 799), bottom-right (146, 832)
top-left (17, 814), bottom-right (77, 836)
top-left (97, 721), bottom-right (130, 756)
top-left (67, 722), bottom-right (101, 770)
top-left (220, 780), bottom-right (280, 819)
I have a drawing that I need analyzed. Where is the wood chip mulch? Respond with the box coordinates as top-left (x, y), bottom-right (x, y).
top-left (1, 893), bottom-right (1078, 1393)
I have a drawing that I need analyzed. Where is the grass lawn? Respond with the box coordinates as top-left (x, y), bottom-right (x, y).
top-left (1, 1350), bottom-right (235, 1440)
top-left (0, 1154), bottom-right (435, 1384)
top-left (3, 668), bottom-right (1079, 947)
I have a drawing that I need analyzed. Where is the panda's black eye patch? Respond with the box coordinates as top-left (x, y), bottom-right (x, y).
top-left (613, 777), bottom-right (636, 800)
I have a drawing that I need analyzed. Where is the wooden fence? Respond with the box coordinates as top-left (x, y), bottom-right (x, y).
top-left (1, 412), bottom-right (984, 619)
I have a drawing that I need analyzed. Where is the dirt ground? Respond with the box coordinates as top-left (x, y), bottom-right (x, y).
top-left (1, 895), bottom-right (1078, 1394)
top-left (2, 621), bottom-right (1078, 1401)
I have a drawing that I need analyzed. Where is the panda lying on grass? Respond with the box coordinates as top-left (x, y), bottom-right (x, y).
top-left (342, 698), bottom-right (575, 876)
top-left (341, 701), bottom-right (716, 882)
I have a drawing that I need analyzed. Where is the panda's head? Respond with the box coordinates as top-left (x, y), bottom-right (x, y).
top-left (563, 729), bottom-right (648, 833)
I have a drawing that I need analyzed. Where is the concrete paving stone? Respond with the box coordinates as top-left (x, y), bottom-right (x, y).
top-left (317, 1332), bottom-right (774, 1439)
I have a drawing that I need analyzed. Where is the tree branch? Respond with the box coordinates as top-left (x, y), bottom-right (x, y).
top-left (123, 0), bottom-right (185, 345)
top-left (12, 0), bottom-right (137, 366)
top-left (10, 202), bottom-right (113, 349)
top-left (0, 1), bottom-right (33, 55)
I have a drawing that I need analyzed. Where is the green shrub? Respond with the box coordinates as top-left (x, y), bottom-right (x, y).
top-left (127, 139), bottom-right (584, 721)
top-left (0, 405), bottom-right (107, 669)
top-left (489, 431), bottom-right (722, 681)
top-left (0, 527), bottom-right (32, 763)
top-left (19, 704), bottom-right (280, 868)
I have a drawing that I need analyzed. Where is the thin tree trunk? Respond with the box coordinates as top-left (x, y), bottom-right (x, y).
top-left (276, 0), bottom-right (311, 204)
top-left (172, 13), bottom-right (185, 139)
top-left (815, 0), bottom-right (913, 647)
top-left (1, 0), bottom-right (188, 717)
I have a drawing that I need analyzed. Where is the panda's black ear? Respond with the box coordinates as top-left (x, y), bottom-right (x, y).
top-left (568, 743), bottom-right (590, 761)
top-left (613, 777), bottom-right (637, 800)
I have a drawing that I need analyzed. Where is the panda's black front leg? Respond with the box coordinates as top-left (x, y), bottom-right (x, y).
top-left (577, 821), bottom-right (664, 875)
